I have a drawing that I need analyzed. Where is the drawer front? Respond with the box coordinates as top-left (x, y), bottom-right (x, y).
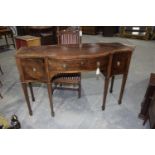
top-left (48, 56), bottom-right (109, 72)
top-left (111, 52), bottom-right (130, 75)
top-left (21, 58), bottom-right (47, 81)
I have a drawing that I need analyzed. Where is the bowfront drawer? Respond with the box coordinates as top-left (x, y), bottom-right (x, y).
top-left (21, 58), bottom-right (47, 81)
top-left (48, 56), bottom-right (109, 72)
top-left (111, 52), bottom-right (131, 75)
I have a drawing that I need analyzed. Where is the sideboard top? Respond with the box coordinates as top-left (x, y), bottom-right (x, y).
top-left (16, 42), bottom-right (135, 59)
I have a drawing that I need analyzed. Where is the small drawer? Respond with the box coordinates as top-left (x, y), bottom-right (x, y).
top-left (111, 52), bottom-right (130, 75)
top-left (48, 56), bottom-right (109, 72)
top-left (21, 58), bottom-right (47, 81)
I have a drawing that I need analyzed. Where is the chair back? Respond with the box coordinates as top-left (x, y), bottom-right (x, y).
top-left (57, 29), bottom-right (81, 45)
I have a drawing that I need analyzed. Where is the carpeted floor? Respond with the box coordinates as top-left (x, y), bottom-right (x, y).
top-left (0, 34), bottom-right (153, 128)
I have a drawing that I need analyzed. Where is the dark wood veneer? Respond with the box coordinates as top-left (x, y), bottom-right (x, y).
top-left (21, 58), bottom-right (47, 82)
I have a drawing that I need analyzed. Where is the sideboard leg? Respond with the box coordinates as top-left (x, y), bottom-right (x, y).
top-left (110, 75), bottom-right (115, 93)
top-left (29, 82), bottom-right (35, 102)
top-left (118, 74), bottom-right (127, 104)
top-left (47, 83), bottom-right (55, 117)
top-left (78, 78), bottom-right (81, 98)
top-left (102, 77), bottom-right (110, 110)
top-left (21, 83), bottom-right (33, 116)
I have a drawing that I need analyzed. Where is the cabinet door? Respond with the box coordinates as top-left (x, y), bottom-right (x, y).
top-left (21, 58), bottom-right (47, 82)
top-left (111, 52), bottom-right (131, 75)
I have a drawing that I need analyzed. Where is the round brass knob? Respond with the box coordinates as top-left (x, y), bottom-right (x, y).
top-left (32, 68), bottom-right (36, 72)
top-left (117, 61), bottom-right (120, 67)
top-left (81, 61), bottom-right (84, 65)
top-left (62, 64), bottom-right (67, 69)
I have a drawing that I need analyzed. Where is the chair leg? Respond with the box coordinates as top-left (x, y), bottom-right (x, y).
top-left (78, 82), bottom-right (81, 98)
top-left (0, 65), bottom-right (3, 75)
top-left (78, 73), bottom-right (81, 98)
top-left (110, 75), bottom-right (115, 93)
top-left (0, 93), bottom-right (3, 99)
top-left (28, 83), bottom-right (35, 102)
top-left (11, 33), bottom-right (15, 48)
top-left (0, 81), bottom-right (2, 87)
top-left (4, 34), bottom-right (9, 47)
top-left (52, 83), bottom-right (55, 94)
top-left (51, 85), bottom-right (54, 94)
top-left (52, 83), bottom-right (57, 94)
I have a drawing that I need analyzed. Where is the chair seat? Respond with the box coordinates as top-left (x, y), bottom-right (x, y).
top-left (52, 73), bottom-right (81, 84)
top-left (0, 29), bottom-right (12, 35)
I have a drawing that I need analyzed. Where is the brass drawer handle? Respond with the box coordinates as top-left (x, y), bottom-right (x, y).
top-left (81, 61), bottom-right (84, 65)
top-left (62, 64), bottom-right (67, 69)
top-left (32, 67), bottom-right (36, 72)
top-left (117, 61), bottom-right (120, 67)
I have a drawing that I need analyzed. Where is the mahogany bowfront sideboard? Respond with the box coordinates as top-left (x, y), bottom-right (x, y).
top-left (15, 43), bottom-right (135, 117)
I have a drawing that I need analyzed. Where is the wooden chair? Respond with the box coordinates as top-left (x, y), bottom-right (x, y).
top-left (51, 28), bottom-right (82, 97)
top-left (57, 28), bottom-right (81, 45)
top-left (0, 26), bottom-right (15, 48)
